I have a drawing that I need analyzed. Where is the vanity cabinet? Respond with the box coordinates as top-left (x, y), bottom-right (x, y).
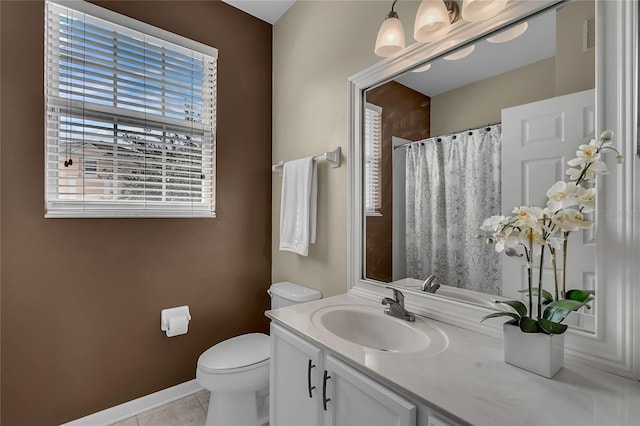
top-left (323, 354), bottom-right (416, 426)
top-left (270, 323), bottom-right (323, 426)
top-left (271, 323), bottom-right (432, 426)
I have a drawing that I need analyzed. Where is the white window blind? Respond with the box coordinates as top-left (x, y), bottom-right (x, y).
top-left (45, 0), bottom-right (217, 218)
top-left (364, 104), bottom-right (382, 215)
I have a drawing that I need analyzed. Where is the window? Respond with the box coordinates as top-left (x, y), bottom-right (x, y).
top-left (364, 103), bottom-right (382, 216)
top-left (83, 159), bottom-right (97, 178)
top-left (45, 0), bottom-right (217, 218)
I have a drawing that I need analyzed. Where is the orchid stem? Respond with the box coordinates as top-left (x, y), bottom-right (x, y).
top-left (528, 231), bottom-right (534, 317)
top-left (562, 232), bottom-right (569, 299)
top-left (538, 244), bottom-right (545, 319)
top-left (550, 247), bottom-right (559, 300)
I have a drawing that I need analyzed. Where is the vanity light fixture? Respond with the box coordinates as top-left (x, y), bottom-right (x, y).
top-left (461, 0), bottom-right (507, 22)
top-left (414, 0), bottom-right (459, 43)
top-left (412, 63), bottom-right (432, 72)
top-left (443, 44), bottom-right (475, 60)
top-left (374, 0), bottom-right (406, 57)
top-left (375, 0), bottom-right (507, 57)
top-left (486, 21), bottom-right (529, 43)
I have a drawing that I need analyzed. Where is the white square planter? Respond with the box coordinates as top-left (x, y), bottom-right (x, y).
top-left (503, 322), bottom-right (565, 378)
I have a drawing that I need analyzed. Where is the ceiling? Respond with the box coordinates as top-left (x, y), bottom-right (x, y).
top-left (394, 10), bottom-right (556, 97)
top-left (221, 0), bottom-right (296, 24)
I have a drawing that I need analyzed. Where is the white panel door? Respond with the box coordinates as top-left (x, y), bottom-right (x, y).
top-left (501, 89), bottom-right (596, 322)
top-left (270, 324), bottom-right (323, 426)
top-left (324, 355), bottom-right (416, 426)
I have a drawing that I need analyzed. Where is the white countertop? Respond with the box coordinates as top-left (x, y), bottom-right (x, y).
top-left (266, 294), bottom-right (640, 426)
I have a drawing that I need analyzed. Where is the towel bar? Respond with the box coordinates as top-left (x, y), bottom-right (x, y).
top-left (272, 146), bottom-right (341, 177)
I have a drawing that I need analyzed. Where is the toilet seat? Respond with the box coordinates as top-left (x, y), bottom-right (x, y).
top-left (198, 333), bottom-right (269, 374)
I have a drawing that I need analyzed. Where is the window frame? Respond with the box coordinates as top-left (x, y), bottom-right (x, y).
top-left (364, 103), bottom-right (383, 217)
top-left (44, 0), bottom-right (218, 218)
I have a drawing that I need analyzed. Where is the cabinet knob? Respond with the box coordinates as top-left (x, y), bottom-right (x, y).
top-left (307, 359), bottom-right (316, 398)
top-left (322, 370), bottom-right (332, 411)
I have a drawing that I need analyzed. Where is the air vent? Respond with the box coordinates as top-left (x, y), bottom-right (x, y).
top-left (583, 17), bottom-right (595, 52)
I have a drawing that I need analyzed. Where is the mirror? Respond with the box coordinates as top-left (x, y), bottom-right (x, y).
top-left (362, 1), bottom-right (596, 328)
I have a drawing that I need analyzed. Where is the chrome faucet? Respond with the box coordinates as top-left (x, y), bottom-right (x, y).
top-left (381, 287), bottom-right (415, 322)
top-left (421, 273), bottom-right (440, 293)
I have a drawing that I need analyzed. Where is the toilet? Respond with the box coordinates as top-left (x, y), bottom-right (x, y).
top-left (196, 281), bottom-right (322, 426)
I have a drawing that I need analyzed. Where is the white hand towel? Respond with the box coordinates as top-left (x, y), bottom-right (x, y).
top-left (279, 157), bottom-right (317, 256)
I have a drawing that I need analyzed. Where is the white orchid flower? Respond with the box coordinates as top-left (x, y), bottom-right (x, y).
top-left (541, 208), bottom-right (561, 235)
top-left (565, 161), bottom-right (608, 183)
top-left (517, 228), bottom-right (545, 246)
top-left (587, 161), bottom-right (609, 180)
top-left (578, 187), bottom-right (596, 213)
top-left (494, 227), bottom-right (519, 253)
top-left (551, 208), bottom-right (593, 232)
top-left (512, 206), bottom-right (543, 231)
top-left (589, 138), bottom-right (613, 149)
top-left (480, 215), bottom-right (506, 232)
top-left (565, 167), bottom-right (585, 181)
top-left (547, 236), bottom-right (564, 250)
top-left (567, 144), bottom-right (601, 167)
top-left (546, 181), bottom-right (580, 211)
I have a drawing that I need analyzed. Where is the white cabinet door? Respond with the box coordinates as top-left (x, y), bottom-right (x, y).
top-left (501, 89), bottom-right (596, 304)
top-left (270, 324), bottom-right (323, 426)
top-left (324, 355), bottom-right (416, 426)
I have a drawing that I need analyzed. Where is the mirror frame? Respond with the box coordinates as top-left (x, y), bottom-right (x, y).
top-left (347, 0), bottom-right (638, 379)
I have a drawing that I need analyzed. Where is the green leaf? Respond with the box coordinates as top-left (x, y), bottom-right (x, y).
top-left (495, 300), bottom-right (528, 317)
top-left (519, 317), bottom-right (540, 333)
top-left (538, 318), bottom-right (568, 334)
top-left (565, 289), bottom-right (595, 303)
top-left (543, 300), bottom-right (587, 323)
top-left (519, 287), bottom-right (554, 303)
top-left (481, 311), bottom-right (521, 323)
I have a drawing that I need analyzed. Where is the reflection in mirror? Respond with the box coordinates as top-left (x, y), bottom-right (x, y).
top-left (363, 1), bottom-right (596, 329)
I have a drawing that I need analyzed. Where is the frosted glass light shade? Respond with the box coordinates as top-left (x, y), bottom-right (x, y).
top-left (375, 17), bottom-right (406, 57)
top-left (414, 0), bottom-right (451, 43)
top-left (461, 0), bottom-right (507, 22)
top-left (487, 22), bottom-right (528, 43)
top-left (443, 44), bottom-right (475, 60)
top-left (412, 63), bottom-right (432, 72)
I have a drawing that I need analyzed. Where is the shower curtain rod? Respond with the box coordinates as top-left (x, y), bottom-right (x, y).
top-left (393, 122), bottom-right (501, 150)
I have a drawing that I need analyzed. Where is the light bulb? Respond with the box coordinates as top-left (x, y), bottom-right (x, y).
top-left (412, 63), bottom-right (432, 72)
top-left (414, 0), bottom-right (451, 43)
top-left (443, 44), bottom-right (475, 60)
top-left (375, 15), bottom-right (406, 57)
top-left (487, 22), bottom-right (528, 43)
top-left (462, 0), bottom-right (507, 22)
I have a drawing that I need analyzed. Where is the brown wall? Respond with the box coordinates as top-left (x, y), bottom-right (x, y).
top-left (364, 81), bottom-right (430, 283)
top-left (0, 1), bottom-right (272, 424)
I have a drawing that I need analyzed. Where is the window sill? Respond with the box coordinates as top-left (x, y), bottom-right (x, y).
top-left (45, 210), bottom-right (216, 219)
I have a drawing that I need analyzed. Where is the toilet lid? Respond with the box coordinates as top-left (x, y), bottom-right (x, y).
top-left (198, 333), bottom-right (270, 373)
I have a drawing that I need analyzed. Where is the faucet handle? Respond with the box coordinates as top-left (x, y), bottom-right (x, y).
top-left (385, 286), bottom-right (404, 305)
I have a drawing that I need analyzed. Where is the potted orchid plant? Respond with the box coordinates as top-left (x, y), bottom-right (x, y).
top-left (479, 130), bottom-right (623, 377)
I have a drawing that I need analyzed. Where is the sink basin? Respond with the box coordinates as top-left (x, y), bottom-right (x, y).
top-left (311, 304), bottom-right (448, 355)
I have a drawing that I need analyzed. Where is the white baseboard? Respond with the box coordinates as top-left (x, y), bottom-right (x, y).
top-left (62, 379), bottom-right (204, 426)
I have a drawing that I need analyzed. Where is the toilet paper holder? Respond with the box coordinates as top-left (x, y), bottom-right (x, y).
top-left (161, 305), bottom-right (191, 336)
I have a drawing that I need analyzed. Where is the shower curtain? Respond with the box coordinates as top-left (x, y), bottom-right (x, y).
top-left (405, 125), bottom-right (502, 294)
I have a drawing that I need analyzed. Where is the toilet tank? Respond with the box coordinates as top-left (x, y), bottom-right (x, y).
top-left (269, 281), bottom-right (322, 309)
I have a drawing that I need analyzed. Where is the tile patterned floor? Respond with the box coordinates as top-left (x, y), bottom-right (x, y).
top-left (111, 390), bottom-right (210, 426)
